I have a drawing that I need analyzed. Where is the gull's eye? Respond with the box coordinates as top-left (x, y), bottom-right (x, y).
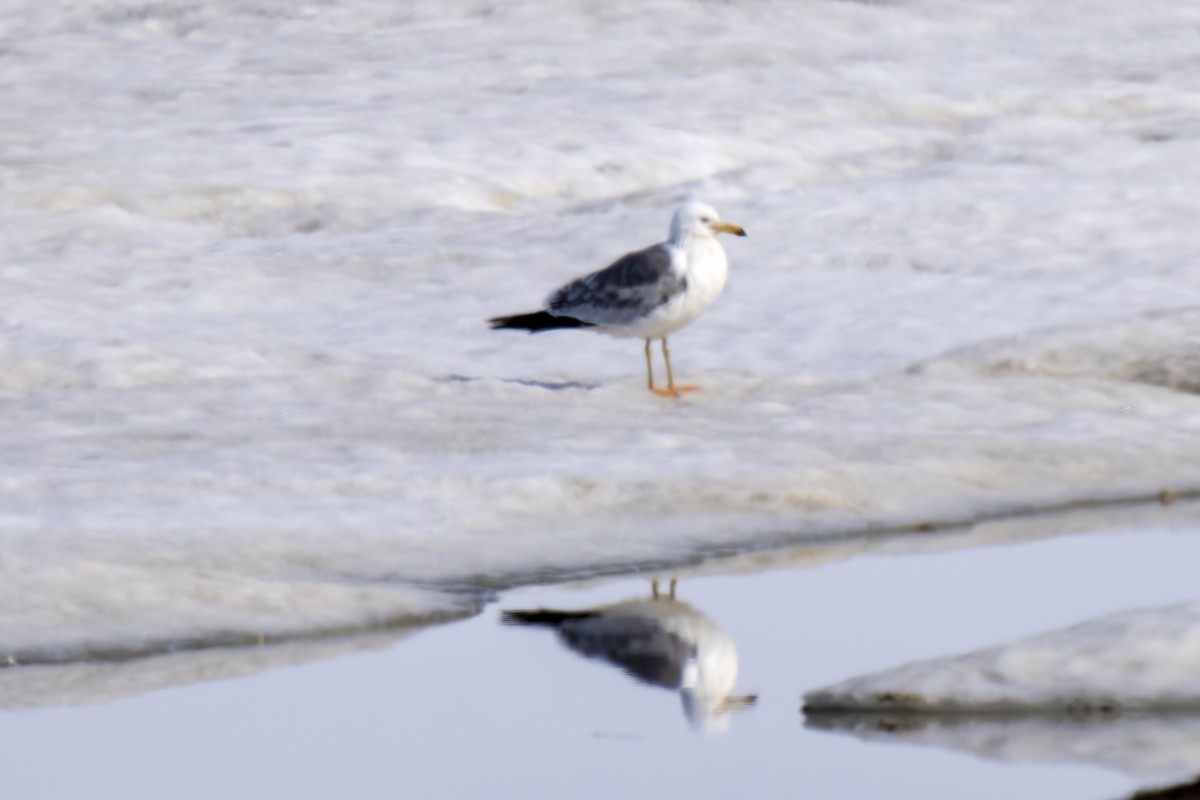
top-left (700, 216), bottom-right (711, 223)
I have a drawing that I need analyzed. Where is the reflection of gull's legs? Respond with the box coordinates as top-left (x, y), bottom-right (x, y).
top-left (651, 577), bottom-right (678, 600)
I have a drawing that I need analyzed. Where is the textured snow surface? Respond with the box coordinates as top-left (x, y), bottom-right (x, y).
top-left (4, 0), bottom-right (1200, 658)
top-left (0, 627), bottom-right (416, 708)
top-left (805, 602), bottom-right (1200, 714)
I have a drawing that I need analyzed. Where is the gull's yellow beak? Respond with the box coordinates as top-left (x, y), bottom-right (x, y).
top-left (712, 221), bottom-right (747, 237)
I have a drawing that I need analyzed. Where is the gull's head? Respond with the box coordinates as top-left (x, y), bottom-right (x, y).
top-left (669, 201), bottom-right (747, 243)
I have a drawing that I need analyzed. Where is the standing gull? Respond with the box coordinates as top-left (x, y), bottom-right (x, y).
top-left (489, 202), bottom-right (746, 397)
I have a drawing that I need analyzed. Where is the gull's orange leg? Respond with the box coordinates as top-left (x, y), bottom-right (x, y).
top-left (661, 337), bottom-right (698, 395)
top-left (648, 336), bottom-right (682, 397)
top-left (644, 338), bottom-right (659, 393)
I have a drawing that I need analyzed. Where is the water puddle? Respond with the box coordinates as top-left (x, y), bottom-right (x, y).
top-left (3, 527), bottom-right (1199, 799)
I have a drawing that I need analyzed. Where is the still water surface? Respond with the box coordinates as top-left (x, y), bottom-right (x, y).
top-left (4, 528), bottom-right (1200, 799)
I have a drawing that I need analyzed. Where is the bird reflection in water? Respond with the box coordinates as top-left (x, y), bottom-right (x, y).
top-left (502, 578), bottom-right (757, 732)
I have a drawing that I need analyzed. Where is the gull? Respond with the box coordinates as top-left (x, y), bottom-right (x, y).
top-left (502, 579), bottom-right (758, 732)
top-left (489, 202), bottom-right (746, 397)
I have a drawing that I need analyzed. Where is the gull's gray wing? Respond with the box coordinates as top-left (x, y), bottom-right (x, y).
top-left (546, 244), bottom-right (685, 327)
top-left (557, 615), bottom-right (694, 690)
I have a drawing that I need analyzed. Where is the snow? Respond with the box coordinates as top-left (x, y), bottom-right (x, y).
top-left (3, 0), bottom-right (1200, 660)
top-left (804, 600), bottom-right (1200, 780)
top-left (0, 628), bottom-right (416, 709)
top-left (804, 601), bottom-right (1200, 714)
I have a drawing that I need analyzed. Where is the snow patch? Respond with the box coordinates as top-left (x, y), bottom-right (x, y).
top-left (805, 601), bottom-right (1200, 714)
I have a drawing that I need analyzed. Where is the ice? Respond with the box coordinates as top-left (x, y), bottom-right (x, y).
top-left (0, 555), bottom-right (474, 665)
top-left (915, 308), bottom-right (1200, 394)
top-left (0, 627), bottom-right (418, 709)
top-left (804, 601), bottom-right (1200, 714)
top-left (4, 0), bottom-right (1200, 661)
top-left (804, 598), bottom-right (1200, 783)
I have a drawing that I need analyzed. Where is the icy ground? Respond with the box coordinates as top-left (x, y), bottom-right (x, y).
top-left (806, 601), bottom-right (1200, 714)
top-left (804, 600), bottom-right (1200, 782)
top-left (3, 0), bottom-right (1200, 661)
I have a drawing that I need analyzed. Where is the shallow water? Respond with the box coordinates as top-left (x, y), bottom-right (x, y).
top-left (5, 525), bottom-right (1200, 799)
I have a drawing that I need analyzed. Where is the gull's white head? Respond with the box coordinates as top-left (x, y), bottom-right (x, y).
top-left (668, 201), bottom-right (747, 244)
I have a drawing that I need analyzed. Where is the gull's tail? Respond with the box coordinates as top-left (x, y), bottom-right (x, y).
top-left (488, 311), bottom-right (594, 333)
top-left (502, 609), bottom-right (598, 627)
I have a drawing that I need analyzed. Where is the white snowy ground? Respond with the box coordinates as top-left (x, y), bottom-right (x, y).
top-left (3, 0), bottom-right (1200, 661)
top-left (0, 626), bottom-right (415, 709)
top-left (806, 601), bottom-right (1200, 715)
top-left (804, 602), bottom-right (1200, 781)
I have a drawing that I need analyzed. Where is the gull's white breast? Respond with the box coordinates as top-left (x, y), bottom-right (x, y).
top-left (618, 238), bottom-right (728, 340)
top-left (676, 236), bottom-right (729, 329)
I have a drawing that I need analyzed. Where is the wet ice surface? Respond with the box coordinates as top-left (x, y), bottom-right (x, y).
top-left (4, 525), bottom-right (1200, 799)
top-left (806, 600), bottom-right (1200, 714)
